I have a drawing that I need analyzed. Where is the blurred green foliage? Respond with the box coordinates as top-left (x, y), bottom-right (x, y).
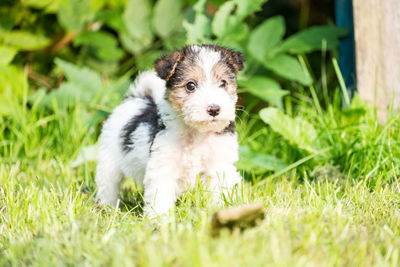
top-left (0, 0), bottom-right (350, 176)
top-left (1, 0), bottom-right (345, 94)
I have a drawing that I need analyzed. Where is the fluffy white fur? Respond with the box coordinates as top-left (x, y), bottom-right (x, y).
top-left (95, 46), bottom-right (242, 218)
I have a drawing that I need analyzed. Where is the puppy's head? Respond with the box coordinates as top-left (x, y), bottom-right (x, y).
top-left (154, 45), bottom-right (244, 133)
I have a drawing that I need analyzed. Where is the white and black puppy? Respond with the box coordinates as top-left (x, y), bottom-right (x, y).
top-left (95, 44), bottom-right (244, 217)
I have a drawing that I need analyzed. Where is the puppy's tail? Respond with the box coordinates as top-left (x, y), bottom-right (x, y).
top-left (128, 70), bottom-right (166, 102)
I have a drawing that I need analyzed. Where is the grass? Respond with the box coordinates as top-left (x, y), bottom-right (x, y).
top-left (1, 69), bottom-right (400, 266)
top-left (2, 164), bottom-right (400, 266)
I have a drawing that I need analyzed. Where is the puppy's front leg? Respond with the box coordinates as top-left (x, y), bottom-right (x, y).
top-left (143, 153), bottom-right (179, 218)
top-left (208, 164), bottom-right (242, 205)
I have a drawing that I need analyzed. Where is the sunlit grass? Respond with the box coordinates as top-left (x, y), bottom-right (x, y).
top-left (2, 159), bottom-right (400, 266)
top-left (1, 72), bottom-right (400, 266)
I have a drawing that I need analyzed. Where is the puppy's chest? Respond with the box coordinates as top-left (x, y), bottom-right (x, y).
top-left (179, 135), bottom-right (215, 176)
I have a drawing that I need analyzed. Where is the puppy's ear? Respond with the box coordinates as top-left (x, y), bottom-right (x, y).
top-left (217, 47), bottom-right (244, 73)
top-left (226, 49), bottom-right (244, 72)
top-left (154, 51), bottom-right (183, 81)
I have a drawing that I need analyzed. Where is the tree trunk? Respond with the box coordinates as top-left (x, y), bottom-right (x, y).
top-left (353, 0), bottom-right (400, 122)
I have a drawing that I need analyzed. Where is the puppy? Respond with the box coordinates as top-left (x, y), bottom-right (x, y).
top-left (95, 44), bottom-right (244, 217)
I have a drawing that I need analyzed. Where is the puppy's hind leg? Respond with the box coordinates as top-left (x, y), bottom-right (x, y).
top-left (95, 156), bottom-right (123, 208)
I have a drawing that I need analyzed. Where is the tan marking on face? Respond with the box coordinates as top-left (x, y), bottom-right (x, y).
top-left (167, 87), bottom-right (186, 113)
top-left (176, 63), bottom-right (206, 86)
top-left (167, 63), bottom-right (206, 112)
top-left (211, 62), bottom-right (237, 95)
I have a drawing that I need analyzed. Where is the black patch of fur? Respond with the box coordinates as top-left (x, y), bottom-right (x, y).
top-left (218, 121), bottom-right (236, 135)
top-left (121, 97), bottom-right (165, 153)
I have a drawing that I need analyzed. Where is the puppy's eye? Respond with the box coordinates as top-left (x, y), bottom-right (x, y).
top-left (186, 82), bottom-right (196, 92)
top-left (220, 80), bottom-right (227, 88)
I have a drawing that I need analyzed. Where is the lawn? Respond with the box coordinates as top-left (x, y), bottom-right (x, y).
top-left (1, 77), bottom-right (400, 266)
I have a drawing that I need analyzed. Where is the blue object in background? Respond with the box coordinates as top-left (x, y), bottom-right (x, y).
top-left (335, 0), bottom-right (356, 98)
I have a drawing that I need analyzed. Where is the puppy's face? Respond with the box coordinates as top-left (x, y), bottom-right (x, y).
top-left (154, 45), bottom-right (244, 133)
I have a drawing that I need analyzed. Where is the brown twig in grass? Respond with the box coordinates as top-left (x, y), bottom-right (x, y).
top-left (27, 63), bottom-right (53, 88)
top-left (50, 31), bottom-right (77, 53)
top-left (28, 71), bottom-right (53, 88)
top-left (50, 21), bottom-right (101, 53)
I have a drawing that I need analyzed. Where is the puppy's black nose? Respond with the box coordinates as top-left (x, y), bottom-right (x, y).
top-left (207, 104), bottom-right (220, 117)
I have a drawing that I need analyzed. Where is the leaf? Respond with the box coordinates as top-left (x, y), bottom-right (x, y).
top-left (40, 83), bottom-right (82, 109)
top-left (74, 31), bottom-right (124, 61)
top-left (44, 0), bottom-right (61, 13)
top-left (162, 31), bottom-right (187, 50)
top-left (89, 0), bottom-right (106, 12)
top-left (183, 0), bottom-right (211, 43)
top-left (218, 24), bottom-right (249, 46)
top-left (55, 58), bottom-right (103, 93)
top-left (21, 0), bottom-right (55, 9)
top-left (340, 108), bottom-right (366, 126)
top-left (136, 50), bottom-right (164, 70)
top-left (20, 0), bottom-right (63, 12)
top-left (236, 145), bottom-right (287, 173)
top-left (238, 76), bottom-right (288, 109)
top-left (95, 9), bottom-right (125, 32)
top-left (0, 31), bottom-right (50, 51)
top-left (34, 59), bottom-right (128, 111)
top-left (259, 107), bottom-right (319, 153)
top-left (263, 54), bottom-right (312, 85)
top-left (0, 46), bottom-right (17, 66)
top-left (35, 58), bottom-right (104, 109)
top-left (57, 0), bottom-right (93, 31)
top-left (183, 14), bottom-right (211, 43)
top-left (278, 26), bottom-right (347, 54)
top-left (248, 16), bottom-right (285, 61)
top-left (212, 0), bottom-right (260, 41)
top-left (123, 0), bottom-right (153, 46)
top-left (119, 32), bottom-right (145, 54)
top-left (21, 0), bottom-right (61, 13)
top-left (152, 0), bottom-right (182, 38)
top-left (212, 1), bottom-right (236, 37)
top-left (234, 0), bottom-right (268, 19)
